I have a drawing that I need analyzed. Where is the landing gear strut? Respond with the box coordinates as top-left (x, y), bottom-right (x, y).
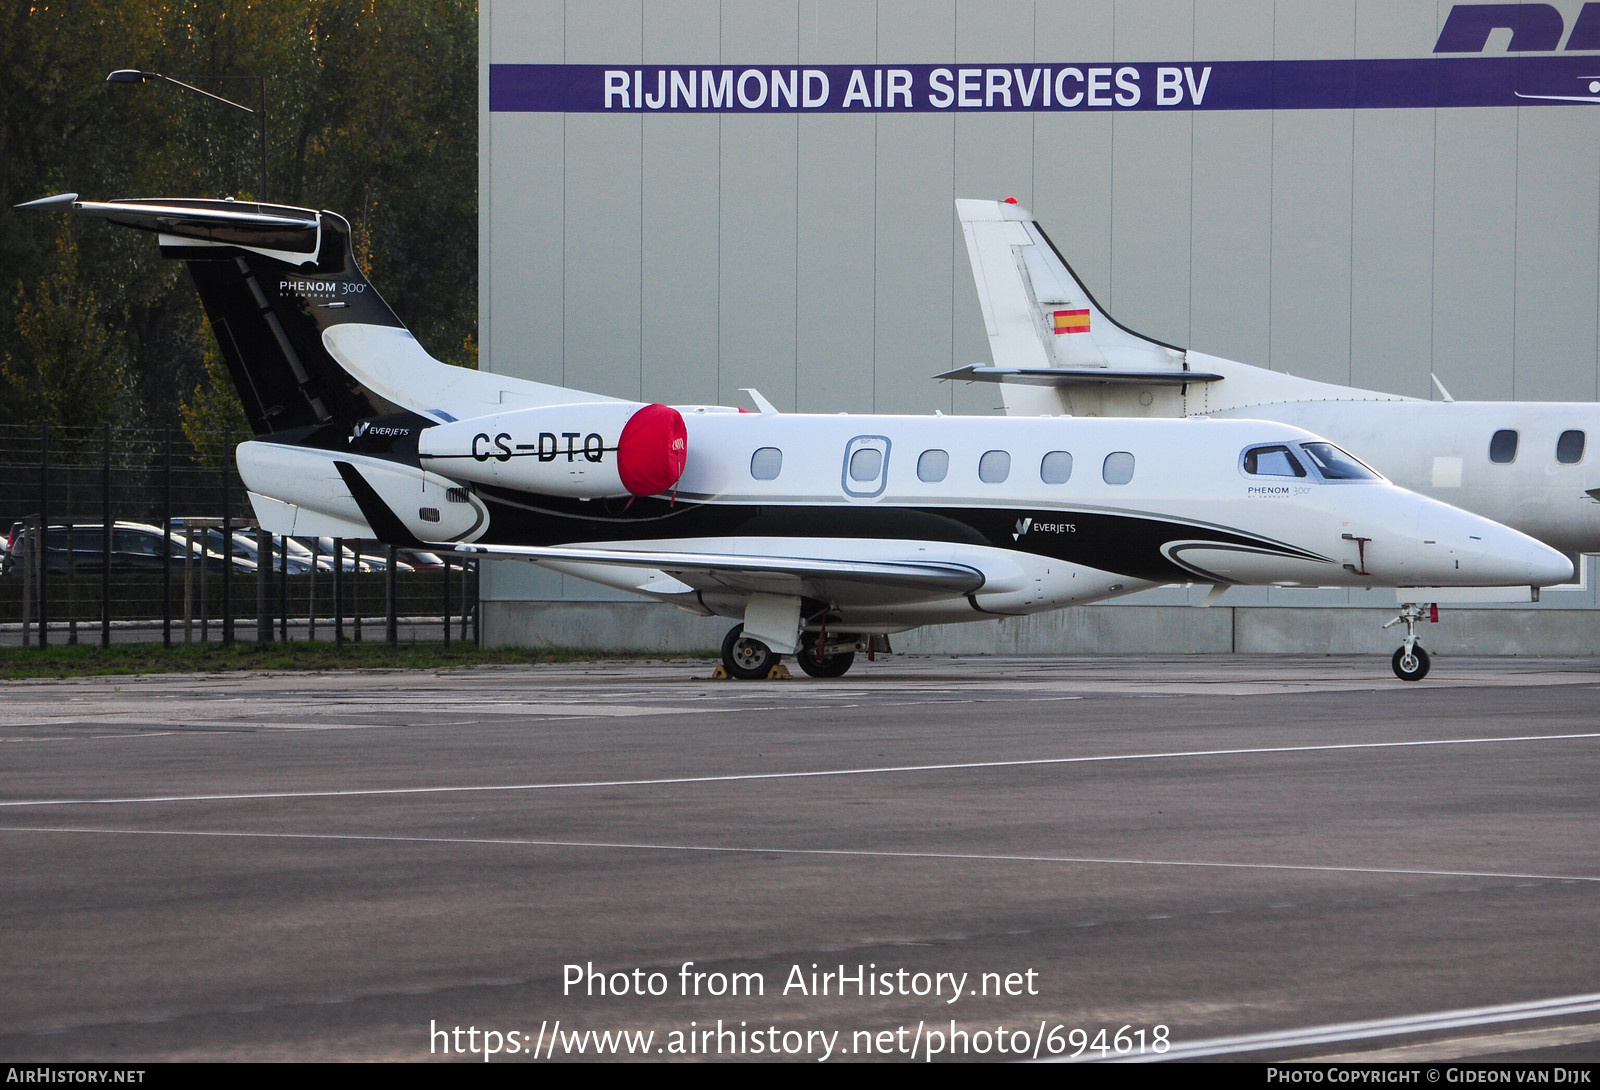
top-left (1383, 603), bottom-right (1434, 681)
top-left (794, 631), bottom-right (856, 678)
top-left (720, 623), bottom-right (778, 680)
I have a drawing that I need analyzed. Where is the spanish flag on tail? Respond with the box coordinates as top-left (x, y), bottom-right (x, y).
top-left (1052, 308), bottom-right (1090, 334)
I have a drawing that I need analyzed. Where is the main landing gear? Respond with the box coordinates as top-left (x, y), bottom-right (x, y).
top-left (718, 624), bottom-right (868, 679)
top-left (1382, 602), bottom-right (1435, 681)
top-left (720, 624), bottom-right (780, 680)
top-left (794, 630), bottom-right (856, 678)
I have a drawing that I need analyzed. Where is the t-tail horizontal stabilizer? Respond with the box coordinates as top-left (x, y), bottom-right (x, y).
top-left (20, 193), bottom-right (620, 440)
top-left (936, 365), bottom-right (1223, 387)
top-left (20, 194), bottom-right (403, 434)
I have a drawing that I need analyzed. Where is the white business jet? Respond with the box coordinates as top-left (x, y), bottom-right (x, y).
top-left (21, 193), bottom-right (1572, 680)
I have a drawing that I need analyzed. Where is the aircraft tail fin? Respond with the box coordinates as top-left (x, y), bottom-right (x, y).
top-left (958, 198), bottom-right (1188, 368)
top-left (953, 198), bottom-right (1417, 416)
top-left (955, 197), bottom-right (1191, 414)
top-left (21, 195), bottom-right (618, 437)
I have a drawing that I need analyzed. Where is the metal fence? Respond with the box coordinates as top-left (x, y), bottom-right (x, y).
top-left (0, 424), bottom-right (478, 648)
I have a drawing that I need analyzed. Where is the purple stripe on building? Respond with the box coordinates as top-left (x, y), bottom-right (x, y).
top-left (489, 57), bottom-right (1600, 113)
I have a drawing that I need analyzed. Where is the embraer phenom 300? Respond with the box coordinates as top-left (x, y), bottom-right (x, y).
top-left (22, 194), bottom-right (1571, 680)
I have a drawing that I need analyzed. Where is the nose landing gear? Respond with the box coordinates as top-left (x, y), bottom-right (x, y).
top-left (1383, 602), bottom-right (1435, 681)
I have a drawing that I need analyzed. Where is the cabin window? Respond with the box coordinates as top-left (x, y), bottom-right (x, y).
top-left (1489, 430), bottom-right (1518, 464)
top-left (978, 450), bottom-right (1011, 484)
top-left (750, 447), bottom-right (783, 480)
top-left (1040, 451), bottom-right (1073, 484)
top-left (1557, 430), bottom-right (1586, 465)
top-left (1241, 445), bottom-right (1306, 478)
top-left (917, 449), bottom-right (949, 483)
top-left (848, 447), bottom-right (882, 482)
top-left (1102, 452), bottom-right (1135, 485)
top-left (841, 435), bottom-right (890, 498)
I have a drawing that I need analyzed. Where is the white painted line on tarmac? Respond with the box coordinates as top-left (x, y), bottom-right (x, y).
top-left (1, 730), bottom-right (1596, 809)
top-left (3, 825), bottom-right (1599, 885)
top-left (1065, 991), bottom-right (1600, 1062)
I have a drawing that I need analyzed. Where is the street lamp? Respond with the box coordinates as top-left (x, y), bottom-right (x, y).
top-left (105, 69), bottom-right (267, 202)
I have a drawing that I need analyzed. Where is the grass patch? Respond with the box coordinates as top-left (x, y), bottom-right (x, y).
top-left (0, 641), bottom-right (703, 679)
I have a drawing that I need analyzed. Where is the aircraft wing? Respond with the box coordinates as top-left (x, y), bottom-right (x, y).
top-left (449, 541), bottom-right (987, 603)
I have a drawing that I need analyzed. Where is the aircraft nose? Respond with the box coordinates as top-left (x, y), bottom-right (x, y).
top-left (1525, 539), bottom-right (1576, 586)
top-left (1430, 514), bottom-right (1573, 587)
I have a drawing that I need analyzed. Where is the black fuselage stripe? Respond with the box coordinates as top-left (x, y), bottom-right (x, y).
top-left (470, 492), bottom-right (1328, 585)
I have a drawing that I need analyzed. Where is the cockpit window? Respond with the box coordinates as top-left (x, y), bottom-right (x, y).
top-left (1299, 442), bottom-right (1379, 480)
top-left (1242, 445), bottom-right (1306, 477)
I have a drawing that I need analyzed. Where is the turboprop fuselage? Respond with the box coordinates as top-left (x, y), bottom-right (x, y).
top-left (953, 197), bottom-right (1600, 560)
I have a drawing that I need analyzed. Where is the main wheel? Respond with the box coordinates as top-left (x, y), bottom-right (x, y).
top-left (794, 632), bottom-right (856, 678)
top-left (1391, 644), bottom-right (1431, 681)
top-left (721, 624), bottom-right (778, 680)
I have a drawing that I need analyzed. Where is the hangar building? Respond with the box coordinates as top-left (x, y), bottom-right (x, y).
top-left (477, 0), bottom-right (1600, 656)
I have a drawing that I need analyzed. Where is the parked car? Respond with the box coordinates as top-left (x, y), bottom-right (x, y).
top-left (2, 522), bottom-right (252, 575)
top-left (311, 536), bottom-right (414, 573)
top-left (168, 520), bottom-right (324, 575)
top-left (396, 549), bottom-right (446, 571)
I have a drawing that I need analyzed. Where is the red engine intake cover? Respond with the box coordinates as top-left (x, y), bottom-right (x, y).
top-left (616, 403), bottom-right (688, 496)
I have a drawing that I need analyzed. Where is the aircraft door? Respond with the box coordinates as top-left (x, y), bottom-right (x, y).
top-left (842, 435), bottom-right (891, 499)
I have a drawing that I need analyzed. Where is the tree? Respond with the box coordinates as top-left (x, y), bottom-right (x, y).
top-left (0, 0), bottom-right (479, 433)
top-left (178, 320), bottom-right (251, 468)
top-left (1, 222), bottom-right (134, 431)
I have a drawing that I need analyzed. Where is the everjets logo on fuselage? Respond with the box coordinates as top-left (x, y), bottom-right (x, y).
top-left (349, 421), bottom-right (412, 444)
top-left (1013, 517), bottom-right (1074, 541)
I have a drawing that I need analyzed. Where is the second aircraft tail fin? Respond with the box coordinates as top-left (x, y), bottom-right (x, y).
top-left (955, 197), bottom-right (1193, 415)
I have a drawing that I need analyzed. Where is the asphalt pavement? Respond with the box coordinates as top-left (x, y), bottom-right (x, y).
top-left (3, 655), bottom-right (1598, 1062)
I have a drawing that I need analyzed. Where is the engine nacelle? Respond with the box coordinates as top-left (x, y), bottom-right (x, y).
top-left (417, 402), bottom-right (688, 498)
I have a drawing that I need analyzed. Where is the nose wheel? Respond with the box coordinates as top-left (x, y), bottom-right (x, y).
top-left (1383, 602), bottom-right (1434, 681)
top-left (1391, 644), bottom-right (1431, 681)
